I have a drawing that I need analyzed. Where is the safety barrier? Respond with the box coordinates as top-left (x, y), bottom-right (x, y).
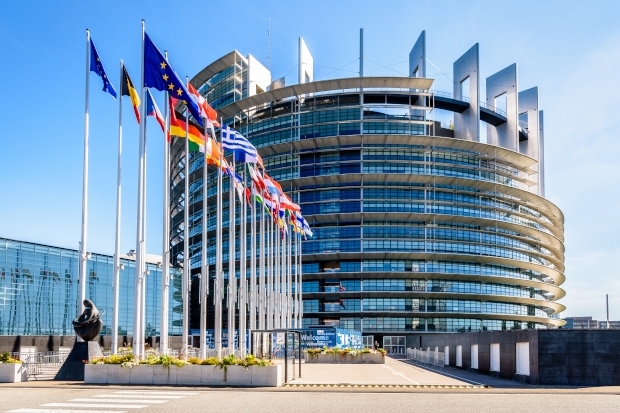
top-left (23, 352), bottom-right (69, 380)
top-left (406, 348), bottom-right (445, 370)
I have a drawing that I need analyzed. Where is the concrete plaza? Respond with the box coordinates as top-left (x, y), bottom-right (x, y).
top-left (290, 356), bottom-right (468, 386)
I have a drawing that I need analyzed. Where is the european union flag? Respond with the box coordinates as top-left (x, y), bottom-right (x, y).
top-left (89, 38), bottom-right (117, 99)
top-left (143, 32), bottom-right (202, 125)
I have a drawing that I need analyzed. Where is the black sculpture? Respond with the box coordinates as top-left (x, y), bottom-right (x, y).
top-left (72, 299), bottom-right (102, 341)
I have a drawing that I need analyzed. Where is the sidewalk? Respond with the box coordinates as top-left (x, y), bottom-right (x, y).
top-left (288, 356), bottom-right (470, 386)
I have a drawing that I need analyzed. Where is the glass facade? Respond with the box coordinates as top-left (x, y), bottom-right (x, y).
top-left (179, 53), bottom-right (565, 335)
top-left (0, 238), bottom-right (182, 336)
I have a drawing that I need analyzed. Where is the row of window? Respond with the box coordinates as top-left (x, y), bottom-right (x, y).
top-left (301, 317), bottom-right (542, 332)
top-left (302, 260), bottom-right (545, 282)
top-left (302, 298), bottom-right (547, 317)
top-left (302, 279), bottom-right (548, 300)
top-left (302, 239), bottom-right (550, 266)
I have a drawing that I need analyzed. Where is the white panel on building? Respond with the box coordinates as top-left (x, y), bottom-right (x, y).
top-left (471, 344), bottom-right (479, 369)
top-left (247, 54), bottom-right (271, 97)
top-left (298, 37), bottom-right (313, 84)
top-left (456, 345), bottom-right (462, 367)
top-left (444, 346), bottom-right (450, 365)
top-left (516, 342), bottom-right (530, 375)
top-left (490, 343), bottom-right (500, 372)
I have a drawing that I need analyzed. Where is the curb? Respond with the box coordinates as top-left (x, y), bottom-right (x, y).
top-left (283, 383), bottom-right (489, 389)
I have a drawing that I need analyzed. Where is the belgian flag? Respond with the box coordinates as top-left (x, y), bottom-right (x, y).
top-left (121, 65), bottom-right (141, 123)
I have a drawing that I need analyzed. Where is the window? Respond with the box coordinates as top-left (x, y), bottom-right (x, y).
top-left (460, 76), bottom-right (470, 101)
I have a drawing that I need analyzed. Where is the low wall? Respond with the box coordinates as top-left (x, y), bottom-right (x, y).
top-left (0, 364), bottom-right (27, 383)
top-left (304, 353), bottom-right (385, 364)
top-left (84, 364), bottom-right (282, 387)
top-left (407, 330), bottom-right (620, 386)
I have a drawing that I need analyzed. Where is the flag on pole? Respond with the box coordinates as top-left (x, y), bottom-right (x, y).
top-left (145, 89), bottom-right (165, 132)
top-left (279, 193), bottom-right (300, 212)
top-left (221, 125), bottom-right (263, 166)
top-left (264, 173), bottom-right (282, 196)
top-left (187, 83), bottom-right (220, 127)
top-left (143, 32), bottom-right (202, 125)
top-left (248, 164), bottom-right (266, 192)
top-left (89, 38), bottom-right (117, 98)
top-left (205, 137), bottom-right (222, 167)
top-left (121, 65), bottom-right (141, 123)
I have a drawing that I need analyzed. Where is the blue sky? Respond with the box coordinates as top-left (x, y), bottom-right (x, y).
top-left (1, 1), bottom-right (619, 319)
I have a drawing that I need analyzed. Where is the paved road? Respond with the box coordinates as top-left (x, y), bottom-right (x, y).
top-left (1, 385), bottom-right (619, 413)
top-left (296, 357), bottom-right (467, 385)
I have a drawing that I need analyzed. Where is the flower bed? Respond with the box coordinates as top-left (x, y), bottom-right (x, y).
top-left (85, 354), bottom-right (281, 386)
top-left (304, 347), bottom-right (386, 364)
top-left (0, 353), bottom-right (27, 382)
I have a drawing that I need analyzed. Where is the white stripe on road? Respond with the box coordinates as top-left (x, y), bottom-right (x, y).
top-left (113, 391), bottom-right (198, 395)
top-left (381, 364), bottom-right (420, 384)
top-left (42, 403), bottom-right (146, 409)
top-left (95, 394), bottom-right (185, 399)
top-left (9, 410), bottom-right (127, 413)
top-left (69, 399), bottom-right (167, 404)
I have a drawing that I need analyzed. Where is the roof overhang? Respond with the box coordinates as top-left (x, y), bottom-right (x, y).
top-left (218, 76), bottom-right (434, 118)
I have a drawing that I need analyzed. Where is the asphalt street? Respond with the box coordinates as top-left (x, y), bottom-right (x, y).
top-left (1, 385), bottom-right (619, 413)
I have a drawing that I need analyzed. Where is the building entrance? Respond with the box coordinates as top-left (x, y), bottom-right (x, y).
top-left (383, 336), bottom-right (406, 355)
top-left (362, 335), bottom-right (374, 349)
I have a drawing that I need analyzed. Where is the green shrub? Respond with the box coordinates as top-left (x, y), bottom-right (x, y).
top-left (0, 352), bottom-right (22, 364)
top-left (201, 357), bottom-right (220, 365)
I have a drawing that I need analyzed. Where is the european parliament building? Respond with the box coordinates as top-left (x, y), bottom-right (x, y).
top-left (176, 30), bottom-right (566, 349)
top-left (0, 31), bottom-right (566, 349)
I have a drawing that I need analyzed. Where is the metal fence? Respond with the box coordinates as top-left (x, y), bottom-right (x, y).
top-left (406, 348), bottom-right (445, 370)
top-left (22, 352), bottom-right (69, 380)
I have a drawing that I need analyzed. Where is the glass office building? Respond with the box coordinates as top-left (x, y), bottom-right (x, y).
top-left (175, 35), bottom-right (566, 336)
top-left (0, 238), bottom-right (182, 336)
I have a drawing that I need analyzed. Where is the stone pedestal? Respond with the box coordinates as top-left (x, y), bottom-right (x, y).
top-left (54, 341), bottom-right (103, 381)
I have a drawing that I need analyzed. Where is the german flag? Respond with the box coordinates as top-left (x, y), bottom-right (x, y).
top-left (121, 65), bottom-right (141, 123)
top-left (169, 111), bottom-right (205, 149)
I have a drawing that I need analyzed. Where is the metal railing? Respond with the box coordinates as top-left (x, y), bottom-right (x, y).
top-left (22, 352), bottom-right (69, 380)
top-left (406, 348), bottom-right (445, 370)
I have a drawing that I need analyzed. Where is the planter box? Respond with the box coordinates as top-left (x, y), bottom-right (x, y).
top-left (84, 364), bottom-right (282, 387)
top-left (304, 353), bottom-right (385, 364)
top-left (0, 363), bottom-right (28, 382)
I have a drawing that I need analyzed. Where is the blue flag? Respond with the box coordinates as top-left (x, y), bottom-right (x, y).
top-left (143, 32), bottom-right (202, 126)
top-left (89, 38), bottom-right (117, 99)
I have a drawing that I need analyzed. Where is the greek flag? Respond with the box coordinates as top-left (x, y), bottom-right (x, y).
top-left (221, 125), bottom-right (259, 164)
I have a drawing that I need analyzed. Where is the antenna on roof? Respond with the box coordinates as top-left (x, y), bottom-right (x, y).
top-left (267, 18), bottom-right (271, 71)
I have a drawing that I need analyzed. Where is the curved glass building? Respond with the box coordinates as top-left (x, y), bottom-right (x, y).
top-left (178, 34), bottom-right (565, 342)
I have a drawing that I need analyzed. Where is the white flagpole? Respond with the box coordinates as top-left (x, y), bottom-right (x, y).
top-left (160, 51), bottom-right (170, 355)
top-left (141, 92), bottom-right (148, 360)
top-left (239, 166), bottom-right (247, 357)
top-left (200, 115), bottom-right (209, 359)
top-left (280, 219), bottom-right (285, 329)
top-left (266, 208), bottom-right (272, 330)
top-left (111, 59), bottom-right (123, 355)
top-left (295, 230), bottom-right (298, 328)
top-left (275, 216), bottom-right (280, 329)
top-left (78, 29), bottom-right (91, 342)
top-left (287, 221), bottom-right (292, 328)
top-left (298, 231), bottom-right (303, 327)
top-left (250, 180), bottom-right (256, 332)
top-left (258, 191), bottom-right (265, 331)
top-left (133, 20), bottom-right (146, 358)
top-left (214, 117), bottom-right (223, 359)
top-left (228, 158), bottom-right (237, 355)
top-left (181, 78), bottom-right (190, 356)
